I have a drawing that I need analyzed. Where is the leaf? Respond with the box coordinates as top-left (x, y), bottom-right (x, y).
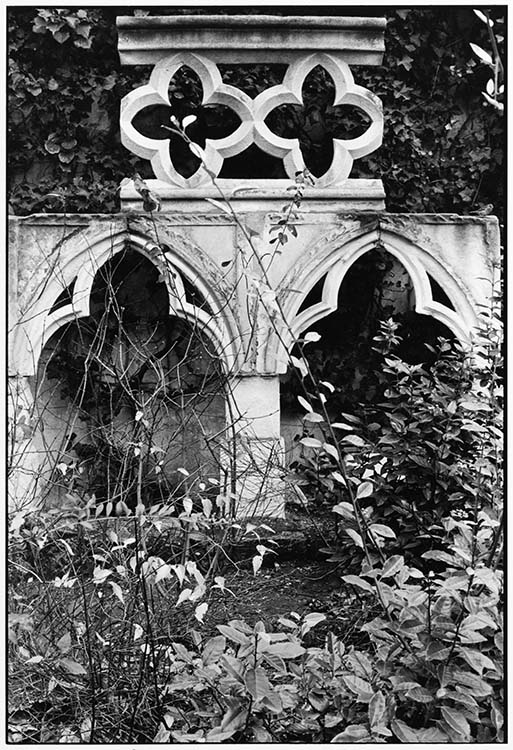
top-left (332, 501), bottom-right (354, 519)
top-left (201, 497), bottom-right (212, 518)
top-left (252, 555), bottom-right (263, 575)
top-left (265, 641), bottom-right (305, 659)
top-left (368, 690), bottom-right (386, 728)
top-left (188, 141), bottom-right (204, 159)
top-left (303, 331), bottom-right (321, 343)
top-left (331, 471), bottom-right (347, 485)
top-left (474, 9), bottom-right (494, 26)
top-left (459, 647), bottom-right (497, 675)
top-left (331, 725), bottom-right (370, 742)
top-left (182, 497), bottom-right (193, 515)
top-left (342, 435), bottom-right (366, 447)
top-left (303, 411), bottom-right (325, 423)
top-left (217, 625), bottom-right (250, 645)
top-left (175, 588), bottom-right (192, 606)
top-left (26, 655), bottom-right (44, 664)
top-left (194, 602), bottom-right (208, 623)
top-left (110, 581), bottom-right (124, 604)
top-left (320, 380), bottom-right (335, 393)
top-left (56, 632), bottom-right (72, 654)
top-left (441, 706), bottom-right (470, 737)
top-left (297, 395), bottom-right (312, 412)
top-left (323, 442), bottom-right (339, 459)
top-left (290, 355), bottom-right (308, 378)
top-left (93, 567), bottom-right (112, 584)
top-left (133, 623), bottom-right (143, 641)
top-left (342, 574), bottom-right (374, 592)
top-left (134, 410), bottom-right (143, 422)
top-left (382, 555), bottom-right (404, 578)
top-left (406, 686), bottom-right (434, 703)
top-left (343, 674), bottom-right (373, 698)
top-left (331, 422), bottom-right (353, 430)
top-left (369, 523), bottom-right (396, 539)
top-left (182, 114), bottom-right (197, 130)
top-left (392, 720), bottom-right (447, 743)
top-left (59, 658), bottom-right (86, 675)
top-left (155, 563), bottom-right (171, 583)
top-left (356, 481), bottom-right (373, 499)
top-left (345, 528), bottom-right (364, 548)
top-left (245, 667), bottom-right (273, 701)
top-left (301, 612), bottom-right (326, 636)
top-left (469, 43), bottom-right (494, 66)
top-left (300, 437), bottom-right (322, 449)
top-left (202, 635), bottom-right (226, 665)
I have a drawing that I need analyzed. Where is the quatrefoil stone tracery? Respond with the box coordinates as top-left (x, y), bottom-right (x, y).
top-left (120, 52), bottom-right (384, 189)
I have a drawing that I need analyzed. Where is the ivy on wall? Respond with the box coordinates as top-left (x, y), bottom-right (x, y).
top-left (8, 7), bottom-right (504, 218)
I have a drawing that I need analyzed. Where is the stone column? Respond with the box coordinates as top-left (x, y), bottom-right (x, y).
top-left (225, 375), bottom-right (285, 518)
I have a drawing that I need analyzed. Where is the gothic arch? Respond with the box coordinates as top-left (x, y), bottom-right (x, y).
top-left (269, 223), bottom-right (481, 372)
top-left (12, 226), bottom-right (240, 378)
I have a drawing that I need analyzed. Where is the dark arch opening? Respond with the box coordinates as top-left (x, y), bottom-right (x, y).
top-left (33, 249), bottom-right (227, 509)
top-left (280, 247), bottom-right (455, 469)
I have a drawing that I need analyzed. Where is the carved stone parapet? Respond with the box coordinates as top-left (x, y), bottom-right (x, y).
top-left (117, 14), bottom-right (386, 207)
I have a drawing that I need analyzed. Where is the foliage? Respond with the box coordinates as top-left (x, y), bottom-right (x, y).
top-left (8, 494), bottom-right (275, 743)
top-left (8, 7), bottom-right (504, 218)
top-left (290, 284), bottom-right (502, 566)
top-left (149, 509), bottom-right (502, 743)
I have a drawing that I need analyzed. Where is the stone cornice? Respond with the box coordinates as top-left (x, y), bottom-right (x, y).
top-left (117, 14), bottom-right (386, 65)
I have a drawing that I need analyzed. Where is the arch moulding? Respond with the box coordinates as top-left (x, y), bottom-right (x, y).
top-left (12, 223), bottom-right (241, 380)
top-left (267, 221), bottom-right (488, 374)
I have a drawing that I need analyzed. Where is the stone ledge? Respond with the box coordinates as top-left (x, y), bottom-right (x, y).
top-left (120, 179), bottom-right (386, 212)
top-left (117, 14), bottom-right (386, 66)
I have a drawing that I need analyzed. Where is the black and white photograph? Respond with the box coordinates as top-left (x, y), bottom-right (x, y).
top-left (6, 4), bottom-right (505, 745)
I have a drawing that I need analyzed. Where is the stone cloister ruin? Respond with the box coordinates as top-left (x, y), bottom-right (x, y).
top-left (8, 15), bottom-right (500, 518)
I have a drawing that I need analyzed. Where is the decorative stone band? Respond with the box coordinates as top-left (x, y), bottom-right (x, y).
top-left (116, 15), bottom-right (386, 66)
top-left (117, 15), bottom-right (386, 198)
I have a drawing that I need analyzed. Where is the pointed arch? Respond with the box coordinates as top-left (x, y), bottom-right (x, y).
top-left (270, 224), bottom-right (481, 372)
top-left (12, 226), bottom-right (240, 378)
